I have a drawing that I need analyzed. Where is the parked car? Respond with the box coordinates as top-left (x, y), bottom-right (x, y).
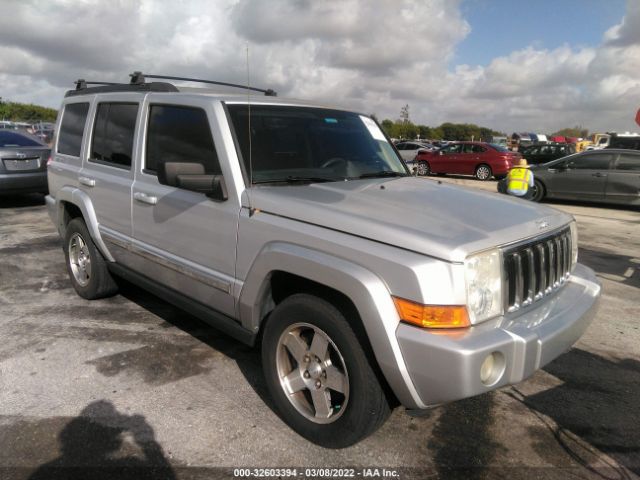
top-left (395, 141), bottom-right (433, 161)
top-left (0, 129), bottom-right (50, 195)
top-left (46, 72), bottom-right (600, 447)
top-left (520, 143), bottom-right (576, 165)
top-left (530, 149), bottom-right (640, 206)
top-left (416, 141), bottom-right (522, 180)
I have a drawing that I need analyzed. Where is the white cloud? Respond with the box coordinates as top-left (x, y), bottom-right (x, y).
top-left (0, 0), bottom-right (638, 133)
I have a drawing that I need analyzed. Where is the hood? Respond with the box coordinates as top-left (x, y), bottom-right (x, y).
top-left (248, 177), bottom-right (572, 262)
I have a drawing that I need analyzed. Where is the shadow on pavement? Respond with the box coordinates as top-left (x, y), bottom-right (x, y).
top-left (578, 247), bottom-right (640, 289)
top-left (0, 193), bottom-right (46, 209)
top-left (10, 400), bottom-right (176, 480)
top-left (115, 279), bottom-right (275, 411)
top-left (522, 349), bottom-right (640, 475)
top-left (428, 393), bottom-right (501, 479)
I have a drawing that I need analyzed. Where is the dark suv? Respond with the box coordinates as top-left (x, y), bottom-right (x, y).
top-left (520, 143), bottom-right (575, 165)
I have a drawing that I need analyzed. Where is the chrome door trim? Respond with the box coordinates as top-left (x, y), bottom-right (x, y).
top-left (100, 226), bottom-right (233, 294)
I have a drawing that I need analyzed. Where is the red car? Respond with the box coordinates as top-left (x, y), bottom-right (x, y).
top-left (416, 142), bottom-right (522, 180)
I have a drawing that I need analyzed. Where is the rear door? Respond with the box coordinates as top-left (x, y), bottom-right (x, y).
top-left (546, 152), bottom-right (614, 201)
top-left (130, 99), bottom-right (240, 317)
top-left (605, 152), bottom-right (640, 205)
top-left (79, 97), bottom-right (139, 242)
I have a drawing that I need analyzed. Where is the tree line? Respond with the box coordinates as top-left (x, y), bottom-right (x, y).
top-left (0, 100), bottom-right (58, 123)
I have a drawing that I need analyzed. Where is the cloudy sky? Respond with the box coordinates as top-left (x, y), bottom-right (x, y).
top-left (1, 0), bottom-right (639, 133)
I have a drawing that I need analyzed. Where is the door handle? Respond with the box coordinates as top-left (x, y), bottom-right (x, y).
top-left (591, 172), bottom-right (607, 178)
top-left (134, 191), bottom-right (158, 205)
top-left (78, 176), bottom-right (96, 187)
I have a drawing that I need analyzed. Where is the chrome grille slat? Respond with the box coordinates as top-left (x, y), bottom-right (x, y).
top-left (503, 228), bottom-right (572, 313)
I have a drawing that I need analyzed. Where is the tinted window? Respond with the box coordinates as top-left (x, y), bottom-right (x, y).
top-left (615, 154), bottom-right (640, 171)
top-left (0, 131), bottom-right (43, 148)
top-left (58, 103), bottom-right (89, 156)
top-left (471, 145), bottom-right (486, 153)
top-left (569, 153), bottom-right (613, 170)
top-left (91, 103), bottom-right (138, 168)
top-left (490, 144), bottom-right (510, 152)
top-left (396, 143), bottom-right (407, 150)
top-left (146, 105), bottom-right (221, 175)
top-left (442, 144), bottom-right (461, 154)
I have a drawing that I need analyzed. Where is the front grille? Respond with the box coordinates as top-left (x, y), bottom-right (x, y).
top-left (503, 228), bottom-right (572, 313)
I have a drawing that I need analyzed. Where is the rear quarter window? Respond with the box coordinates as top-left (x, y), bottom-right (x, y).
top-left (57, 103), bottom-right (90, 156)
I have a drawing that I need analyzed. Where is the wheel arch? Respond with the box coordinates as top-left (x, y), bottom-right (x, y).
top-left (238, 242), bottom-right (426, 409)
top-left (54, 187), bottom-right (115, 261)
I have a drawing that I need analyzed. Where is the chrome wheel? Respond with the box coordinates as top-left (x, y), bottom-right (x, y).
top-left (68, 232), bottom-right (92, 287)
top-left (417, 161), bottom-right (429, 176)
top-left (476, 165), bottom-right (491, 180)
top-left (276, 322), bottom-right (349, 424)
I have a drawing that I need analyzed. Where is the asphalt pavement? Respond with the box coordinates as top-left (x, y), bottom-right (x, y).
top-left (0, 185), bottom-right (638, 480)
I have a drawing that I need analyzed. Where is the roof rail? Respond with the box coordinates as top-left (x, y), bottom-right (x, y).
top-left (129, 71), bottom-right (277, 96)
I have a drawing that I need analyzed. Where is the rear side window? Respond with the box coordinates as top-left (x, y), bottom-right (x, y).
top-left (58, 103), bottom-right (89, 156)
top-left (90, 103), bottom-right (138, 169)
top-left (615, 154), bottom-right (640, 171)
top-left (145, 105), bottom-right (221, 175)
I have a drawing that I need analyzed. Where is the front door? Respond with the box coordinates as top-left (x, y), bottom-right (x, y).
top-left (130, 99), bottom-right (241, 317)
top-left (546, 152), bottom-right (614, 201)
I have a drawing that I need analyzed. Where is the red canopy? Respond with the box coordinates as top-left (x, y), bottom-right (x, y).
top-left (635, 108), bottom-right (640, 127)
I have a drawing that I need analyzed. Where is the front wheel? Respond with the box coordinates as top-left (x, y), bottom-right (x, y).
top-left (531, 179), bottom-right (545, 202)
top-left (262, 294), bottom-right (390, 448)
top-left (475, 164), bottom-right (492, 180)
top-left (417, 161), bottom-right (430, 176)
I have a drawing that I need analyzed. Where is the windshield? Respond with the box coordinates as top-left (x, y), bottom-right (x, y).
top-left (489, 143), bottom-right (510, 152)
top-left (0, 130), bottom-right (44, 148)
top-left (227, 105), bottom-right (407, 184)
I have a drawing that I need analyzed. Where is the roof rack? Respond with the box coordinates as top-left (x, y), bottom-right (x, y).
top-left (65, 72), bottom-right (277, 97)
top-left (129, 71), bottom-right (277, 96)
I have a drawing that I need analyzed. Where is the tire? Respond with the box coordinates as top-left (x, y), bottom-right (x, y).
top-left (475, 164), bottom-right (492, 180)
top-left (531, 179), bottom-right (545, 202)
top-left (262, 294), bottom-right (391, 448)
top-left (417, 161), bottom-right (430, 176)
top-left (63, 217), bottom-right (118, 299)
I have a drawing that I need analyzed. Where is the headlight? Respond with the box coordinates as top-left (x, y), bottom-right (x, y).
top-left (465, 249), bottom-right (503, 324)
top-left (569, 221), bottom-right (578, 269)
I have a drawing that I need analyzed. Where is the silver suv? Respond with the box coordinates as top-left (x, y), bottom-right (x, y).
top-left (46, 73), bottom-right (601, 447)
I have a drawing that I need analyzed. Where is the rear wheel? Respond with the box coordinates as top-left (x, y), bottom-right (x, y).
top-left (64, 218), bottom-right (118, 299)
top-left (475, 164), bottom-right (492, 180)
top-left (262, 294), bottom-right (390, 448)
top-left (531, 179), bottom-right (545, 202)
top-left (417, 161), bottom-right (430, 176)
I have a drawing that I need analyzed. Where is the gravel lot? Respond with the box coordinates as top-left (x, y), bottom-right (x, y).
top-left (1, 182), bottom-right (638, 479)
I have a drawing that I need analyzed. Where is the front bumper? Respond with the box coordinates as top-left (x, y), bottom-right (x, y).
top-left (0, 171), bottom-right (48, 194)
top-left (397, 262), bottom-right (600, 407)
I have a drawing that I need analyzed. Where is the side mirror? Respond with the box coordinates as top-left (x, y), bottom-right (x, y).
top-left (438, 150), bottom-right (443, 156)
top-left (158, 162), bottom-right (228, 201)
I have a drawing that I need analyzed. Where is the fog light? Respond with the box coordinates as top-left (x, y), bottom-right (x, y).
top-left (480, 352), bottom-right (505, 386)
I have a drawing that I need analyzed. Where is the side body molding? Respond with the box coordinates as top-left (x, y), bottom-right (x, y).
top-left (53, 186), bottom-right (115, 262)
top-left (238, 242), bottom-right (426, 409)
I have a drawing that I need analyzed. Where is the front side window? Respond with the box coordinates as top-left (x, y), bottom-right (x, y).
top-left (227, 105), bottom-right (406, 184)
top-left (442, 144), bottom-right (462, 154)
top-left (58, 103), bottom-right (89, 156)
top-left (91, 103), bottom-right (138, 168)
top-left (569, 153), bottom-right (613, 170)
top-left (146, 105), bottom-right (221, 175)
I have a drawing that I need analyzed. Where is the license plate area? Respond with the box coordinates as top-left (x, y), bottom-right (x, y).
top-left (3, 158), bottom-right (40, 171)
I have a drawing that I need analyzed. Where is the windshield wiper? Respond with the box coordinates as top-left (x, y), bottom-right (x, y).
top-left (357, 170), bottom-right (407, 179)
top-left (253, 175), bottom-right (343, 185)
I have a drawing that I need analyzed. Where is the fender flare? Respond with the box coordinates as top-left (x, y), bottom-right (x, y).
top-left (54, 187), bottom-right (115, 262)
top-left (239, 242), bottom-right (426, 409)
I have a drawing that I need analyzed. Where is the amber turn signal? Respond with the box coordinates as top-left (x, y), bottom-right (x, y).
top-left (392, 297), bottom-right (471, 329)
